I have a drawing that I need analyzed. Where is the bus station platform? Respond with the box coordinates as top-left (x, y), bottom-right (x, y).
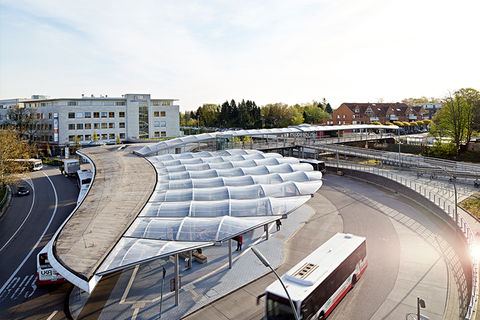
top-left (53, 145), bottom-right (156, 281)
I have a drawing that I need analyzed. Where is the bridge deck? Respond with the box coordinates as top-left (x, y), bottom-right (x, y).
top-left (53, 145), bottom-right (156, 280)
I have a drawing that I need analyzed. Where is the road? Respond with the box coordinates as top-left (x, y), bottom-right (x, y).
top-left (0, 166), bottom-right (79, 320)
top-left (66, 173), bottom-right (465, 319)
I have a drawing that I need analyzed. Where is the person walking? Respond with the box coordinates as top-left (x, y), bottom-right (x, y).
top-left (276, 219), bottom-right (282, 231)
top-left (235, 235), bottom-right (243, 251)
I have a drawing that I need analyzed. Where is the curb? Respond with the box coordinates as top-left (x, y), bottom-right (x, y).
top-left (0, 185), bottom-right (12, 219)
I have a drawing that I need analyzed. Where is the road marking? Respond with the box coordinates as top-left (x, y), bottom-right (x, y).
top-left (0, 171), bottom-right (58, 296)
top-left (46, 310), bottom-right (58, 320)
top-left (0, 176), bottom-right (36, 252)
top-left (11, 274), bottom-right (31, 299)
top-left (24, 275), bottom-right (37, 299)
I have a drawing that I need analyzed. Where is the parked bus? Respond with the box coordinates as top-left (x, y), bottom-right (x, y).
top-left (76, 169), bottom-right (92, 205)
top-left (13, 159), bottom-right (43, 171)
top-left (36, 242), bottom-right (65, 285)
top-left (263, 233), bottom-right (367, 320)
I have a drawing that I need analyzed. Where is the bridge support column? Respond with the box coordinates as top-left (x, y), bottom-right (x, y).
top-left (174, 253), bottom-right (179, 306)
top-left (228, 239), bottom-right (232, 269)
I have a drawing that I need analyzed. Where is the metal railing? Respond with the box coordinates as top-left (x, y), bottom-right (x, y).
top-left (328, 160), bottom-right (478, 319)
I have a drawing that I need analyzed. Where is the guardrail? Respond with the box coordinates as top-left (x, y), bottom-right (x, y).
top-left (328, 160), bottom-right (478, 319)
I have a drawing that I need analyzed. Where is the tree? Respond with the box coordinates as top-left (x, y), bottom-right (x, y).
top-left (430, 88), bottom-right (480, 155)
top-left (402, 96), bottom-right (441, 105)
top-left (0, 127), bottom-right (32, 186)
top-left (325, 103), bottom-right (333, 115)
top-left (92, 130), bottom-right (98, 141)
top-left (5, 106), bottom-right (43, 143)
top-left (301, 105), bottom-right (330, 124)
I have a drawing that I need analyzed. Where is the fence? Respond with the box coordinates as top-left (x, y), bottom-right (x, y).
top-left (327, 160), bottom-right (478, 319)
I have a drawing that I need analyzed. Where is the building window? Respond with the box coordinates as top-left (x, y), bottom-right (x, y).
top-left (68, 124), bottom-right (75, 130)
top-left (68, 101), bottom-right (77, 106)
top-left (154, 131), bottom-right (160, 137)
top-left (342, 115), bottom-right (345, 118)
top-left (109, 123), bottom-right (115, 128)
top-left (160, 121), bottom-right (166, 127)
top-left (85, 134), bottom-right (91, 141)
top-left (68, 135), bottom-right (75, 141)
top-left (101, 134), bottom-right (107, 140)
top-left (118, 122), bottom-right (125, 128)
top-left (101, 112), bottom-right (107, 118)
top-left (76, 112), bottom-right (83, 118)
top-left (101, 123), bottom-right (107, 129)
top-left (115, 101), bottom-right (125, 106)
top-left (94, 123), bottom-right (99, 129)
top-left (77, 123), bottom-right (84, 130)
top-left (49, 113), bottom-right (52, 119)
top-left (161, 131), bottom-right (166, 137)
top-left (119, 112), bottom-right (125, 118)
top-left (161, 111), bottom-right (166, 117)
top-left (154, 111), bottom-right (159, 117)
top-left (85, 123), bottom-right (92, 129)
top-left (119, 133), bottom-right (125, 139)
top-left (138, 102), bottom-right (149, 139)
top-left (68, 112), bottom-right (75, 119)
top-left (337, 115), bottom-right (340, 119)
top-left (94, 112), bottom-right (100, 118)
top-left (162, 101), bottom-right (170, 106)
top-left (154, 121), bottom-right (160, 127)
top-left (109, 112), bottom-right (115, 118)
top-left (355, 109), bottom-right (359, 113)
top-left (109, 133), bottom-right (115, 139)
top-left (85, 112), bottom-right (91, 118)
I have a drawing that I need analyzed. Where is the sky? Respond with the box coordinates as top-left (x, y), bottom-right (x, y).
top-left (0, 0), bottom-right (479, 111)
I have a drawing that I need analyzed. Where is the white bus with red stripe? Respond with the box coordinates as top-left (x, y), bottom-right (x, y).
top-left (36, 241), bottom-right (65, 285)
top-left (264, 233), bottom-right (367, 320)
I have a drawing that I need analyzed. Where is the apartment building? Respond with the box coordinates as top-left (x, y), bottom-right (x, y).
top-left (0, 93), bottom-right (180, 146)
top-left (326, 102), bottom-right (425, 125)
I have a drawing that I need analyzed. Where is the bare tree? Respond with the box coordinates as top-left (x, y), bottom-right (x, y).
top-left (5, 107), bottom-right (43, 144)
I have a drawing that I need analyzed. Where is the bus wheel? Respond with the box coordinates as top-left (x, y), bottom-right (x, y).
top-left (351, 274), bottom-right (357, 288)
top-left (318, 312), bottom-right (325, 320)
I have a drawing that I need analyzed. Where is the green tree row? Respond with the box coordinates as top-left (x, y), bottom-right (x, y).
top-left (180, 99), bottom-right (332, 129)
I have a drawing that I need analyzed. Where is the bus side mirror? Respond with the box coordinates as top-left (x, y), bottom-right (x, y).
top-left (256, 293), bottom-right (266, 305)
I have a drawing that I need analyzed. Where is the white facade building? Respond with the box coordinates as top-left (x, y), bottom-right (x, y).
top-left (0, 94), bottom-right (180, 146)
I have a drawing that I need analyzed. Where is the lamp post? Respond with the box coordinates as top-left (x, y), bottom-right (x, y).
top-left (159, 266), bottom-right (166, 319)
top-left (417, 297), bottom-right (426, 320)
top-left (251, 246), bottom-right (299, 320)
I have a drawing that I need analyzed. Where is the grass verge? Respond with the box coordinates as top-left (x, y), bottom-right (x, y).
top-left (460, 192), bottom-right (480, 220)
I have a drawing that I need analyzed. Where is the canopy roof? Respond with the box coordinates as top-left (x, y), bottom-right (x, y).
top-left (96, 149), bottom-right (322, 276)
top-left (134, 124), bottom-right (399, 157)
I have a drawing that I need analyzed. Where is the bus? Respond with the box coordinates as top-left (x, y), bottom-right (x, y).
top-left (263, 233), bottom-right (367, 320)
top-left (299, 159), bottom-right (326, 173)
top-left (36, 242), bottom-right (65, 285)
top-left (13, 159), bottom-right (43, 171)
top-left (76, 169), bottom-right (92, 205)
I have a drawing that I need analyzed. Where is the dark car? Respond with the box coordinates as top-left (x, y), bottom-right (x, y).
top-left (17, 185), bottom-right (30, 196)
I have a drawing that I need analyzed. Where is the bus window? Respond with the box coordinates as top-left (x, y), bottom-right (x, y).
top-left (266, 293), bottom-right (296, 320)
top-left (38, 253), bottom-right (51, 269)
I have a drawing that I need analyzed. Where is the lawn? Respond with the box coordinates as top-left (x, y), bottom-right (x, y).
top-left (460, 192), bottom-right (480, 220)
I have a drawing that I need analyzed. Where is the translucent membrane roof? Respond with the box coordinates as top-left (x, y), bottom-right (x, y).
top-left (134, 124), bottom-right (399, 157)
top-left (97, 149), bottom-right (323, 275)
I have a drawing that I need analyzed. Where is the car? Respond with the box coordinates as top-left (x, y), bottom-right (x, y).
top-left (17, 185), bottom-right (30, 196)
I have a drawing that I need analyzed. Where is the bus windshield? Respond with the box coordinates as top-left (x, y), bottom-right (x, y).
top-left (266, 294), bottom-right (295, 320)
top-left (38, 253), bottom-right (52, 269)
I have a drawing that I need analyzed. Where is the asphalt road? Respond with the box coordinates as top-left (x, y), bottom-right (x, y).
top-left (0, 166), bottom-right (79, 320)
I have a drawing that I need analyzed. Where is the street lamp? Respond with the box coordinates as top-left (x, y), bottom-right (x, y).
top-left (251, 246), bottom-right (299, 320)
top-left (417, 297), bottom-right (426, 320)
top-left (159, 266), bottom-right (166, 319)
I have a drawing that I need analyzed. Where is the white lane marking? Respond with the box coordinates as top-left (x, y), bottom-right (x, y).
top-left (0, 171), bottom-right (58, 295)
top-left (46, 310), bottom-right (58, 320)
top-left (0, 276), bottom-right (19, 300)
top-left (0, 177), bottom-right (36, 252)
top-left (24, 275), bottom-right (37, 299)
top-left (11, 274), bottom-right (30, 299)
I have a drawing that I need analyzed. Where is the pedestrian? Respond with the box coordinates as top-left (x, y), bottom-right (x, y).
top-left (276, 219), bottom-right (282, 231)
top-left (235, 235), bottom-right (243, 251)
